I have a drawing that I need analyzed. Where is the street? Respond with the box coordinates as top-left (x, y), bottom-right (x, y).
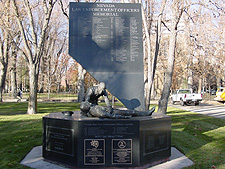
top-left (169, 102), bottom-right (225, 119)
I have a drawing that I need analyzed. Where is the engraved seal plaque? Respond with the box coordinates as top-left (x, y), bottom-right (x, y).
top-left (112, 139), bottom-right (132, 164)
top-left (84, 139), bottom-right (105, 165)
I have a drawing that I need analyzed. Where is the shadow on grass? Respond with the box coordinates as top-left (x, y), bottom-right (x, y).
top-left (167, 107), bottom-right (225, 168)
top-left (0, 102), bottom-right (84, 168)
top-left (0, 117), bottom-right (43, 169)
top-left (0, 102), bottom-right (80, 116)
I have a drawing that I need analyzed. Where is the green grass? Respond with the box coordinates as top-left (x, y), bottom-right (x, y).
top-left (0, 102), bottom-right (79, 169)
top-left (0, 102), bottom-right (225, 168)
top-left (2, 92), bottom-right (77, 102)
top-left (167, 107), bottom-right (225, 169)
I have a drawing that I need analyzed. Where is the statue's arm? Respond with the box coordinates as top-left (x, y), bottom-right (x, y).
top-left (103, 90), bottom-right (111, 107)
top-left (103, 95), bottom-right (111, 107)
top-left (84, 88), bottom-right (92, 102)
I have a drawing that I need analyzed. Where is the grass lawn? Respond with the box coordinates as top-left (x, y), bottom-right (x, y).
top-left (167, 107), bottom-right (225, 169)
top-left (0, 102), bottom-right (224, 168)
top-left (2, 92), bottom-right (78, 102)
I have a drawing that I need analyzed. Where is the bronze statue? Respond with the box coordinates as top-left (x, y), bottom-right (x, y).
top-left (80, 82), bottom-right (155, 119)
top-left (84, 82), bottom-right (111, 107)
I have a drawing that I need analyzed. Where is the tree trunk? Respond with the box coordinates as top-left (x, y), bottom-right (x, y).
top-left (57, 78), bottom-right (61, 93)
top-left (11, 46), bottom-right (17, 98)
top-left (216, 76), bottom-right (221, 89)
top-left (142, 0), bottom-right (166, 110)
top-left (77, 64), bottom-right (86, 103)
top-left (0, 0), bottom-right (10, 102)
top-left (158, 1), bottom-right (182, 114)
top-left (146, 0), bottom-right (167, 110)
top-left (0, 31), bottom-right (8, 100)
top-left (39, 74), bottom-right (45, 93)
top-left (0, 44), bottom-right (9, 102)
top-left (12, 0), bottom-right (56, 114)
top-left (11, 66), bottom-right (17, 98)
top-left (187, 66), bottom-right (193, 90)
top-left (0, 63), bottom-right (7, 102)
top-left (158, 30), bottom-right (177, 114)
top-left (65, 79), bottom-right (69, 91)
top-left (198, 78), bottom-right (202, 94)
top-left (48, 79), bottom-right (51, 99)
top-left (27, 64), bottom-right (38, 114)
top-left (141, 4), bottom-right (151, 111)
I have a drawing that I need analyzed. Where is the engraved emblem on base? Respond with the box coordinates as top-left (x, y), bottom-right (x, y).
top-left (84, 139), bottom-right (105, 165)
top-left (112, 139), bottom-right (132, 164)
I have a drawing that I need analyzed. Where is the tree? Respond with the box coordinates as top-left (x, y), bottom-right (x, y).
top-left (185, 1), bottom-right (225, 92)
top-left (56, 53), bottom-right (72, 92)
top-left (45, 39), bottom-right (65, 97)
top-left (38, 7), bottom-right (67, 97)
top-left (141, 0), bottom-right (153, 110)
top-left (12, 0), bottom-right (57, 114)
top-left (157, 0), bottom-right (225, 113)
top-left (158, 0), bottom-right (184, 114)
top-left (10, 44), bottom-right (18, 98)
top-left (0, 0), bottom-right (10, 102)
top-left (142, 0), bottom-right (167, 110)
top-left (77, 64), bottom-right (86, 102)
top-left (59, 0), bottom-right (87, 102)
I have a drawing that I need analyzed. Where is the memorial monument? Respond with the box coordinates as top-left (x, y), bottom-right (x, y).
top-left (80, 82), bottom-right (155, 118)
top-left (43, 2), bottom-right (171, 168)
top-left (69, 2), bottom-right (145, 111)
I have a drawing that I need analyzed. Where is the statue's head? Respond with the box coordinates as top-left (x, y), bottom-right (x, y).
top-left (98, 82), bottom-right (106, 93)
top-left (80, 101), bottom-right (91, 113)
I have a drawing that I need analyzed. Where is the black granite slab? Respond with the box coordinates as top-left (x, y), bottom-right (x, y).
top-left (69, 2), bottom-right (145, 111)
top-left (43, 112), bottom-right (171, 168)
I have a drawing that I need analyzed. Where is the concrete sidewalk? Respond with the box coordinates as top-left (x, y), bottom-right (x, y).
top-left (20, 146), bottom-right (194, 169)
top-left (169, 101), bottom-right (225, 119)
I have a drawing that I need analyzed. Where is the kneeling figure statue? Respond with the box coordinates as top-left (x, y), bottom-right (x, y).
top-left (80, 82), bottom-right (155, 119)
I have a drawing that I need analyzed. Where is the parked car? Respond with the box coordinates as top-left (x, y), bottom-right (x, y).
top-left (171, 89), bottom-right (202, 106)
top-left (201, 89), bottom-right (216, 95)
top-left (210, 89), bottom-right (216, 95)
top-left (214, 87), bottom-right (225, 102)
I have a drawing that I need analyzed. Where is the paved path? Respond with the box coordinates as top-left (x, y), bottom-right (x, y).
top-left (169, 102), bottom-right (225, 119)
top-left (20, 146), bottom-right (194, 169)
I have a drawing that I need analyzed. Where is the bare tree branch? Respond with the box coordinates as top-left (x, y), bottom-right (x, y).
top-left (23, 0), bottom-right (37, 50)
top-left (11, 0), bottom-right (33, 63)
top-left (59, 0), bottom-right (69, 19)
top-left (161, 21), bottom-right (170, 32)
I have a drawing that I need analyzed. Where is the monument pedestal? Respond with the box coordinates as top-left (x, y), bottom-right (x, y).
top-left (43, 111), bottom-right (171, 168)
